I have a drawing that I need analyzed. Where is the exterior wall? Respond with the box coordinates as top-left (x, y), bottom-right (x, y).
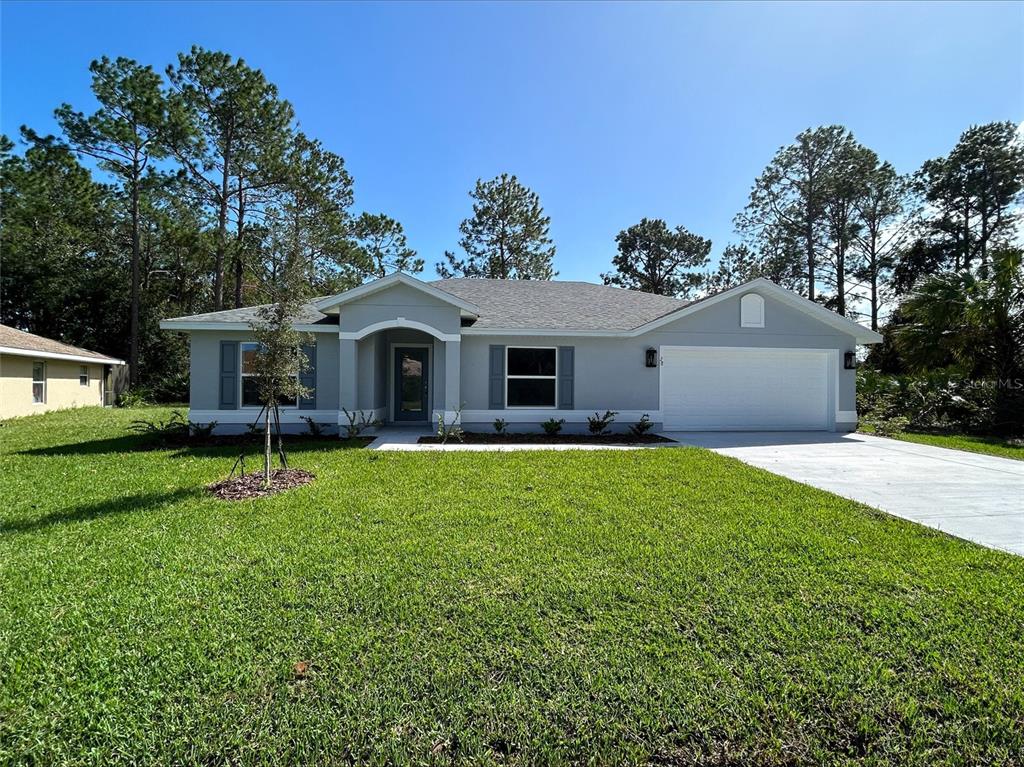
top-left (337, 283), bottom-right (462, 337)
top-left (187, 329), bottom-right (340, 433)
top-left (460, 289), bottom-right (859, 432)
top-left (0, 354), bottom-right (104, 420)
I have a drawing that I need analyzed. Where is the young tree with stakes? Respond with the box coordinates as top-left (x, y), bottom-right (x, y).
top-left (247, 255), bottom-right (312, 488)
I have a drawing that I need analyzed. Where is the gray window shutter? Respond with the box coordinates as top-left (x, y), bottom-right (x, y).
top-left (219, 341), bottom-right (238, 410)
top-left (298, 343), bottom-right (316, 410)
top-left (558, 346), bottom-right (574, 409)
top-left (488, 345), bottom-right (505, 409)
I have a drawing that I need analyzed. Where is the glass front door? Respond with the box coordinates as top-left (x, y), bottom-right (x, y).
top-left (394, 347), bottom-right (429, 422)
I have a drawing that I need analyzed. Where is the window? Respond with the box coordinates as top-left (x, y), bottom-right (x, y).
top-left (79, 365), bottom-right (89, 386)
top-left (32, 361), bottom-right (46, 403)
top-left (506, 347), bottom-right (557, 407)
top-left (740, 293), bottom-right (765, 328)
top-left (240, 342), bottom-right (298, 408)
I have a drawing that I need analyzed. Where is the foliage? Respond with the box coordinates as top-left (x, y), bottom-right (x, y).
top-left (492, 417), bottom-right (507, 435)
top-left (629, 414), bottom-right (654, 436)
top-left (300, 416), bottom-right (325, 437)
top-left (857, 368), bottom-right (1001, 435)
top-left (436, 173), bottom-right (556, 280)
top-left (601, 219), bottom-right (711, 298)
top-left (586, 410), bottom-right (618, 435)
top-left (117, 388), bottom-right (151, 409)
top-left (247, 255), bottom-right (312, 485)
top-left (353, 211), bottom-right (422, 277)
top-left (127, 408), bottom-right (216, 441)
top-left (341, 408), bottom-right (381, 439)
top-left (436, 407), bottom-right (465, 445)
top-left (541, 417), bottom-right (565, 436)
top-left (894, 248), bottom-right (1024, 435)
top-left (916, 121), bottom-right (1024, 271)
top-left (735, 125), bottom-right (858, 302)
top-left (2, 406), bottom-right (1023, 765)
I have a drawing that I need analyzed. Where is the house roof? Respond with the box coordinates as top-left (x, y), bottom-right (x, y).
top-left (159, 275), bottom-right (882, 343)
top-left (0, 324), bottom-right (125, 365)
top-left (432, 279), bottom-right (688, 331)
top-left (161, 301), bottom-right (338, 330)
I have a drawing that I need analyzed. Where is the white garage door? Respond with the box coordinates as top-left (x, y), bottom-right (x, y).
top-left (661, 347), bottom-right (831, 431)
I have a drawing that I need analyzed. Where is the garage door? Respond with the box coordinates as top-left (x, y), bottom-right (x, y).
top-left (661, 347), bottom-right (831, 431)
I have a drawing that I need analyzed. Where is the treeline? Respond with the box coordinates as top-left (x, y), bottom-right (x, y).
top-left (1, 48), bottom-right (421, 394)
top-left (1, 47), bottom-right (1021, 430)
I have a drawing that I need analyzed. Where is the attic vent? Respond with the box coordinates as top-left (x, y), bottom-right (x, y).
top-left (740, 293), bottom-right (765, 328)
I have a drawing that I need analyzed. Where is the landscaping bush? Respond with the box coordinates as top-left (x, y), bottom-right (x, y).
top-left (492, 417), bottom-right (507, 435)
top-left (629, 414), bottom-right (654, 436)
top-left (541, 418), bottom-right (565, 436)
top-left (587, 410), bottom-right (618, 435)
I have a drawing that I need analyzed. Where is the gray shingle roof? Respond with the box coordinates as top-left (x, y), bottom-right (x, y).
top-left (163, 280), bottom-right (690, 332)
top-left (432, 279), bottom-right (689, 331)
top-left (163, 300), bottom-right (336, 326)
top-left (0, 323), bottom-right (123, 362)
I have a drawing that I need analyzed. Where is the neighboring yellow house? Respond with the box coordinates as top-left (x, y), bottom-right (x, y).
top-left (0, 324), bottom-right (125, 420)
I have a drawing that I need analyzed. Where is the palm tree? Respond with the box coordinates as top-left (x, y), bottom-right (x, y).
top-left (896, 248), bottom-right (1023, 435)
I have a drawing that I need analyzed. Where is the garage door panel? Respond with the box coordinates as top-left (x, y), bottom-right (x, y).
top-left (662, 348), bottom-right (831, 431)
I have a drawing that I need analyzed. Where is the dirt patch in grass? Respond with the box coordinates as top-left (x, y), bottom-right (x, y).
top-left (418, 432), bottom-right (674, 445)
top-left (207, 469), bottom-right (315, 500)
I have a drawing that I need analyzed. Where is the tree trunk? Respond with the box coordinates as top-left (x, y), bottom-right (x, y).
top-left (234, 183), bottom-right (246, 308)
top-left (805, 222), bottom-right (816, 301)
top-left (264, 402), bottom-right (272, 488)
top-left (214, 145), bottom-right (232, 310)
top-left (869, 230), bottom-right (879, 332)
top-left (129, 156), bottom-right (141, 387)
top-left (835, 242), bottom-right (846, 316)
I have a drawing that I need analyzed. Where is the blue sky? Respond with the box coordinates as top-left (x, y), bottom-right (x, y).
top-left (2, 1), bottom-right (1022, 281)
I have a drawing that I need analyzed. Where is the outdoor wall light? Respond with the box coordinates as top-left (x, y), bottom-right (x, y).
top-left (844, 351), bottom-right (857, 370)
top-left (645, 348), bottom-right (658, 368)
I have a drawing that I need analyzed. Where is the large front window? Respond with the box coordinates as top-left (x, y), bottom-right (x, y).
top-left (506, 347), bottom-right (556, 408)
top-left (240, 342), bottom-right (298, 408)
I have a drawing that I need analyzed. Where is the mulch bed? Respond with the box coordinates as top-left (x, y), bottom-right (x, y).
top-left (207, 469), bottom-right (316, 500)
top-left (418, 432), bottom-right (674, 445)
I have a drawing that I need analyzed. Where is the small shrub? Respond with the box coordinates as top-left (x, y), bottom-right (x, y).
top-left (129, 409), bottom-right (189, 440)
top-left (629, 414), bottom-right (654, 436)
top-left (493, 418), bottom-right (508, 435)
top-left (118, 388), bottom-right (151, 409)
top-left (342, 408), bottom-right (381, 439)
top-left (246, 421), bottom-right (262, 436)
top-left (587, 410), bottom-right (618, 435)
top-left (189, 420), bottom-right (217, 439)
top-left (437, 406), bottom-right (465, 445)
top-left (301, 416), bottom-right (324, 437)
top-left (541, 418), bottom-right (565, 436)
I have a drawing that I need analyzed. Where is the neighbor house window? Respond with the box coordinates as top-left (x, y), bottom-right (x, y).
top-left (32, 361), bottom-right (46, 403)
top-left (240, 342), bottom-right (298, 408)
top-left (506, 347), bottom-right (557, 408)
top-left (79, 365), bottom-right (89, 386)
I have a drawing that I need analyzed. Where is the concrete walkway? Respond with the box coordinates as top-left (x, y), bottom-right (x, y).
top-left (666, 431), bottom-right (1024, 556)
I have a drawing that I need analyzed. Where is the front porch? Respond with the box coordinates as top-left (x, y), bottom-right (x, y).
top-left (338, 326), bottom-right (461, 428)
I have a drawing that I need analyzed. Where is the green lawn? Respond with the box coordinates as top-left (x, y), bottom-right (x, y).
top-left (2, 407), bottom-right (1022, 766)
top-left (886, 431), bottom-right (1024, 461)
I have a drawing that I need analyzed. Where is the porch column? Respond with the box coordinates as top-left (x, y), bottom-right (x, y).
top-left (444, 338), bottom-right (461, 417)
top-left (339, 337), bottom-right (357, 414)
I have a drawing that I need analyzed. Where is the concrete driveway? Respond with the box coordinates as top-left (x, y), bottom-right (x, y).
top-left (666, 431), bottom-right (1024, 556)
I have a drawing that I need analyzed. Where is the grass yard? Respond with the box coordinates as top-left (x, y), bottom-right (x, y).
top-left (1, 407), bottom-right (1023, 766)
top-left (885, 431), bottom-right (1024, 462)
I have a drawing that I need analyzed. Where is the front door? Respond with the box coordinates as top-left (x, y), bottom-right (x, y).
top-left (394, 347), bottom-right (429, 422)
